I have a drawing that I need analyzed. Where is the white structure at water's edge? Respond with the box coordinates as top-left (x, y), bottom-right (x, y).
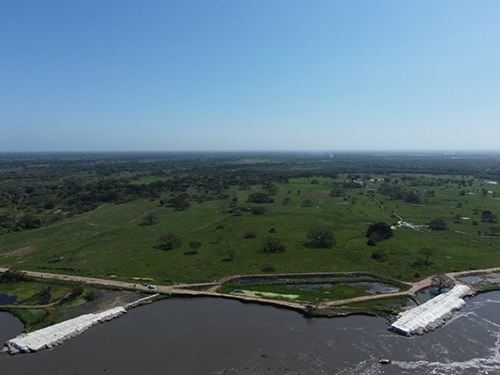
top-left (390, 285), bottom-right (471, 335)
top-left (6, 307), bottom-right (126, 353)
top-left (5, 294), bottom-right (159, 354)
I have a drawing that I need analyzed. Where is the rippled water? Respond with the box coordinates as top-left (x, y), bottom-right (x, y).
top-left (1, 292), bottom-right (499, 374)
top-left (0, 312), bottom-right (23, 345)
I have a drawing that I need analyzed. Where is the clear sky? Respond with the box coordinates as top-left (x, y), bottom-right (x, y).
top-left (1, 1), bottom-right (499, 152)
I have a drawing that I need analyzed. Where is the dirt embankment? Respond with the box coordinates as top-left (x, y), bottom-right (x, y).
top-left (2, 267), bottom-right (500, 314)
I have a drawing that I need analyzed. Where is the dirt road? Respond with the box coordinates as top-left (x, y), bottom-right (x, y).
top-left (1, 267), bottom-right (499, 313)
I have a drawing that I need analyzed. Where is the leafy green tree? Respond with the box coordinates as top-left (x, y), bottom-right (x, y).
top-left (141, 211), bottom-right (158, 226)
top-left (366, 222), bottom-right (393, 243)
top-left (260, 237), bottom-right (286, 253)
top-left (247, 193), bottom-right (274, 203)
top-left (18, 214), bottom-right (42, 229)
top-left (306, 228), bottom-right (336, 248)
top-left (419, 247), bottom-right (436, 265)
top-left (251, 207), bottom-right (266, 215)
top-left (404, 191), bottom-right (421, 205)
top-left (188, 241), bottom-right (202, 254)
top-left (428, 218), bottom-right (447, 231)
top-left (158, 233), bottom-right (183, 250)
top-left (371, 248), bottom-right (388, 262)
top-left (482, 210), bottom-right (498, 223)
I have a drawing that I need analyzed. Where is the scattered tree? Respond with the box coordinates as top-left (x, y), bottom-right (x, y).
top-left (419, 247), bottom-right (436, 265)
top-left (489, 226), bottom-right (500, 235)
top-left (431, 274), bottom-right (454, 294)
top-left (251, 206), bottom-right (266, 215)
top-left (366, 222), bottom-right (393, 243)
top-left (168, 193), bottom-right (190, 211)
top-left (371, 248), bottom-right (388, 262)
top-left (301, 199), bottom-right (313, 207)
top-left (305, 228), bottom-right (336, 249)
top-left (248, 193), bottom-right (274, 204)
top-left (141, 211), bottom-right (158, 226)
top-left (260, 236), bottom-right (286, 253)
top-left (482, 210), bottom-right (498, 223)
top-left (404, 191), bottom-right (421, 205)
top-left (428, 218), bottom-right (447, 231)
top-left (329, 187), bottom-right (345, 197)
top-left (188, 241), bottom-right (202, 254)
top-left (244, 231), bottom-right (257, 239)
top-left (158, 233), bottom-right (183, 250)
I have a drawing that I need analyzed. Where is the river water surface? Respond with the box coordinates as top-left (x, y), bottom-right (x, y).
top-left (1, 292), bottom-right (499, 375)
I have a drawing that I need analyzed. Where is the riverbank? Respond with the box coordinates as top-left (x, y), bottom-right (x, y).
top-left (2, 267), bottom-right (500, 323)
top-left (4, 294), bottom-right (160, 354)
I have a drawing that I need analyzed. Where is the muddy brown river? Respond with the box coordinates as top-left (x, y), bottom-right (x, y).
top-left (1, 291), bottom-right (499, 374)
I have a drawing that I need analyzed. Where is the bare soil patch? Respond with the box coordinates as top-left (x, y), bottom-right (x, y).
top-left (311, 193), bottom-right (332, 201)
top-left (1, 246), bottom-right (35, 258)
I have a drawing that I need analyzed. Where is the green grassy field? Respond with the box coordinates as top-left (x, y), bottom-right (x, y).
top-left (1, 176), bottom-right (499, 284)
top-left (0, 281), bottom-right (70, 304)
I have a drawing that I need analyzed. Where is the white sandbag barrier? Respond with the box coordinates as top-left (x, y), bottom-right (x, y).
top-left (5, 307), bottom-right (126, 354)
top-left (125, 294), bottom-right (159, 309)
top-left (5, 294), bottom-right (160, 354)
top-left (390, 285), bottom-right (471, 336)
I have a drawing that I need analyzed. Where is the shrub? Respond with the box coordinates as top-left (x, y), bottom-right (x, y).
top-left (428, 219), bottom-right (447, 231)
top-left (262, 263), bottom-right (276, 272)
top-left (260, 237), bottom-right (286, 253)
top-left (244, 232), bottom-right (257, 239)
top-left (251, 207), bottom-right (266, 215)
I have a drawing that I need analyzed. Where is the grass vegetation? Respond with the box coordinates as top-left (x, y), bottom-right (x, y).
top-left (1, 153), bottom-right (500, 288)
top-left (219, 274), bottom-right (409, 304)
top-left (1, 175), bottom-right (499, 285)
top-left (0, 274), bottom-right (100, 331)
top-left (317, 296), bottom-right (415, 319)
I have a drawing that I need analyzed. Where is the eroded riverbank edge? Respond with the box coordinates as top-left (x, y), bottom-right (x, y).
top-left (2, 267), bottom-right (500, 343)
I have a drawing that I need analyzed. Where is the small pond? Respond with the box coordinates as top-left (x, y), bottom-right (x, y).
top-left (351, 282), bottom-right (399, 294)
top-left (287, 282), bottom-right (399, 294)
top-left (459, 276), bottom-right (482, 285)
top-left (417, 287), bottom-right (448, 303)
top-left (486, 277), bottom-right (500, 284)
top-left (0, 293), bottom-right (18, 306)
top-left (233, 275), bottom-right (374, 286)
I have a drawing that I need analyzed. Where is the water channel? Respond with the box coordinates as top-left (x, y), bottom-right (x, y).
top-left (0, 291), bottom-right (499, 374)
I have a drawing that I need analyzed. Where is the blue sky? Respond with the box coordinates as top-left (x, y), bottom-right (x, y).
top-left (1, 1), bottom-right (499, 152)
